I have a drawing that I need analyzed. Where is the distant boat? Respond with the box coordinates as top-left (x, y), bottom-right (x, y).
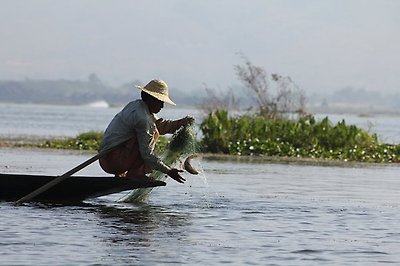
top-left (85, 100), bottom-right (110, 108)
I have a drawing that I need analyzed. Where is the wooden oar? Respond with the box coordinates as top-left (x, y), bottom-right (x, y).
top-left (16, 149), bottom-right (110, 204)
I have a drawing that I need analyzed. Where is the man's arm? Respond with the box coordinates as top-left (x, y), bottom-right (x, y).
top-left (135, 119), bottom-right (172, 173)
top-left (156, 116), bottom-right (195, 135)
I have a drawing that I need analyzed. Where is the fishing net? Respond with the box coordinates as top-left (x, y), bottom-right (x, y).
top-left (118, 120), bottom-right (196, 203)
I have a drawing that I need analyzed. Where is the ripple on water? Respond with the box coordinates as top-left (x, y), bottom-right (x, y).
top-left (1, 147), bottom-right (400, 265)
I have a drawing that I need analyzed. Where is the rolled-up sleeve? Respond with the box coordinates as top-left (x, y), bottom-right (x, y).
top-left (136, 117), bottom-right (171, 174)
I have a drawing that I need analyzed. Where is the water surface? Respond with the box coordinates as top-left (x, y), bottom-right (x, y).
top-left (1, 148), bottom-right (399, 265)
top-left (0, 104), bottom-right (399, 265)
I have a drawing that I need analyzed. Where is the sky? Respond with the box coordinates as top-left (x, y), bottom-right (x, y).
top-left (0, 0), bottom-right (399, 95)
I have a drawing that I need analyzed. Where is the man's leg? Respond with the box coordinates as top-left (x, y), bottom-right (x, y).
top-left (99, 138), bottom-right (147, 177)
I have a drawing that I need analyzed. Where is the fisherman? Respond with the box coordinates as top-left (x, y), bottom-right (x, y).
top-left (98, 79), bottom-right (193, 183)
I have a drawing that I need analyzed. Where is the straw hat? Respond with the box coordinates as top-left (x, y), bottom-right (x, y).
top-left (136, 79), bottom-right (176, 106)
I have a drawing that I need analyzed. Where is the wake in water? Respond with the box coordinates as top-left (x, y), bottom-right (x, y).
top-left (118, 120), bottom-right (198, 203)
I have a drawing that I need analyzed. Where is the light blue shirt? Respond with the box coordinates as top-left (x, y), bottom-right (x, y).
top-left (99, 99), bottom-right (171, 173)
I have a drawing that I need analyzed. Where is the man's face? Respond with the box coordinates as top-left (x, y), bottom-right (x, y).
top-left (148, 97), bottom-right (164, 114)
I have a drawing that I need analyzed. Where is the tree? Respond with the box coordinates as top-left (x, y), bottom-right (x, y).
top-left (200, 84), bottom-right (239, 114)
top-left (234, 55), bottom-right (307, 119)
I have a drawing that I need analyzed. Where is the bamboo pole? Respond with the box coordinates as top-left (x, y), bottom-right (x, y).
top-left (16, 150), bottom-right (109, 204)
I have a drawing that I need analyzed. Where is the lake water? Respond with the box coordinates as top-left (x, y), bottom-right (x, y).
top-left (0, 103), bottom-right (399, 265)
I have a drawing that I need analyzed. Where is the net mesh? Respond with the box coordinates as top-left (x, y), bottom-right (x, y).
top-left (118, 121), bottom-right (196, 203)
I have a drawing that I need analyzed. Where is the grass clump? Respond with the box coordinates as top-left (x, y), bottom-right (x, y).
top-left (200, 110), bottom-right (400, 163)
top-left (40, 131), bottom-right (103, 151)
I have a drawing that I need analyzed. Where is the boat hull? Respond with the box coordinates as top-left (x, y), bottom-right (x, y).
top-left (0, 173), bottom-right (166, 202)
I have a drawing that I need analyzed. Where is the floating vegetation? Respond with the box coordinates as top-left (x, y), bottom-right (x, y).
top-left (200, 110), bottom-right (400, 163)
top-left (40, 131), bottom-right (103, 151)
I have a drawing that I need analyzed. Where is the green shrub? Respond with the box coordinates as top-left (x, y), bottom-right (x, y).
top-left (41, 131), bottom-right (104, 150)
top-left (200, 110), bottom-right (400, 163)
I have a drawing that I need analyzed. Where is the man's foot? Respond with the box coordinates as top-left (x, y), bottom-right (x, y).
top-left (114, 172), bottom-right (127, 178)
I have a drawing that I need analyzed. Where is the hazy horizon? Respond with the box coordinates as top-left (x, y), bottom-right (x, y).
top-left (1, 0), bottom-right (399, 95)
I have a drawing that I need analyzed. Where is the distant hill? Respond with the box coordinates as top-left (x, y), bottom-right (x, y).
top-left (308, 87), bottom-right (400, 114)
top-left (1, 76), bottom-right (398, 115)
top-left (0, 74), bottom-right (203, 106)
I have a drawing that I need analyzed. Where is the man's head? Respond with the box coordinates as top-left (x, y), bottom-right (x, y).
top-left (137, 79), bottom-right (176, 114)
top-left (136, 79), bottom-right (176, 106)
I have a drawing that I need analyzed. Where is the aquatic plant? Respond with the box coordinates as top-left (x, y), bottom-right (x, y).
top-left (40, 131), bottom-right (103, 150)
top-left (200, 110), bottom-right (400, 163)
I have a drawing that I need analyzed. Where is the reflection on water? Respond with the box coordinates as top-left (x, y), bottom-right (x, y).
top-left (89, 203), bottom-right (193, 265)
top-left (95, 203), bottom-right (191, 239)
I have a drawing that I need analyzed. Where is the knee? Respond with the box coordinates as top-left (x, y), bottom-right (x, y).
top-left (99, 157), bottom-right (113, 174)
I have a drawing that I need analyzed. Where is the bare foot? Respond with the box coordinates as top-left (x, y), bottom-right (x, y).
top-left (114, 172), bottom-right (127, 178)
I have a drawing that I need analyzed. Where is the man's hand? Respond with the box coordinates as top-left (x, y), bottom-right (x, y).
top-left (167, 168), bottom-right (186, 183)
top-left (180, 116), bottom-right (195, 127)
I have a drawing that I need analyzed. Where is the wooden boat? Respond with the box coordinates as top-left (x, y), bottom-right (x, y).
top-left (0, 173), bottom-right (166, 202)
